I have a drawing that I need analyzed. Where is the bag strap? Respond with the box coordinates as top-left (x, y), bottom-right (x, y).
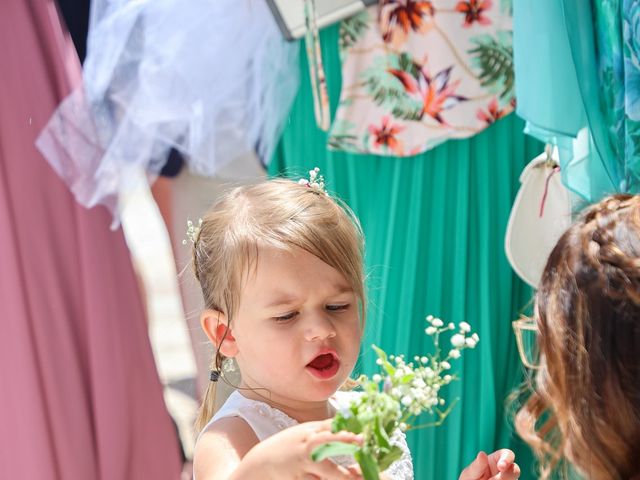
top-left (303, 0), bottom-right (330, 131)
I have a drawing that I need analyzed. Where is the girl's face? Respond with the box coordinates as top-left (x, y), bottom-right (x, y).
top-left (230, 246), bottom-right (362, 405)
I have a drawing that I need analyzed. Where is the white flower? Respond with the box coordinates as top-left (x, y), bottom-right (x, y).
top-left (420, 356), bottom-right (428, 364)
top-left (376, 359), bottom-right (383, 365)
top-left (339, 406), bottom-right (353, 419)
top-left (465, 337), bottom-right (478, 348)
top-left (472, 333), bottom-right (480, 342)
top-left (399, 422), bottom-right (408, 431)
top-left (372, 374), bottom-right (382, 383)
top-left (401, 395), bottom-right (412, 406)
top-left (441, 361), bottom-right (451, 370)
top-left (432, 318), bottom-right (444, 328)
top-left (451, 334), bottom-right (465, 348)
top-left (459, 321), bottom-right (471, 333)
top-left (443, 375), bottom-right (452, 383)
top-left (425, 326), bottom-right (436, 335)
top-left (448, 323), bottom-right (455, 330)
top-left (426, 315), bottom-right (434, 321)
top-left (449, 349), bottom-right (461, 359)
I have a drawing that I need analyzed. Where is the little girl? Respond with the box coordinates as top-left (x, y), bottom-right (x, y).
top-left (190, 174), bottom-right (521, 479)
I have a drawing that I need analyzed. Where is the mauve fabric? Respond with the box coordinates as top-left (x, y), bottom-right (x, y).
top-left (0, 1), bottom-right (182, 478)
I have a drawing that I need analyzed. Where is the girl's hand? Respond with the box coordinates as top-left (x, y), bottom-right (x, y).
top-left (458, 450), bottom-right (520, 480)
top-left (238, 419), bottom-right (363, 480)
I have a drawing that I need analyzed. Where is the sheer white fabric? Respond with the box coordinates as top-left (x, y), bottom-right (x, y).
top-left (199, 390), bottom-right (414, 479)
top-left (37, 0), bottom-right (299, 224)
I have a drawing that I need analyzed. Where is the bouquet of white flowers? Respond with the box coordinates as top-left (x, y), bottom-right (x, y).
top-left (312, 316), bottom-right (479, 480)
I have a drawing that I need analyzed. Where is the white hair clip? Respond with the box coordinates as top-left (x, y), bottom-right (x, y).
top-left (183, 218), bottom-right (203, 245)
top-left (298, 167), bottom-right (327, 194)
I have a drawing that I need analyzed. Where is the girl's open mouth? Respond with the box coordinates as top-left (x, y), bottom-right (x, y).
top-left (305, 352), bottom-right (340, 380)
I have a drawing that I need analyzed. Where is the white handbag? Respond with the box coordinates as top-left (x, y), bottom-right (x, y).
top-left (505, 146), bottom-right (573, 288)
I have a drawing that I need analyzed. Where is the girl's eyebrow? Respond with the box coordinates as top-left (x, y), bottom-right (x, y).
top-left (332, 285), bottom-right (354, 295)
top-left (263, 285), bottom-right (354, 308)
top-left (264, 294), bottom-right (299, 309)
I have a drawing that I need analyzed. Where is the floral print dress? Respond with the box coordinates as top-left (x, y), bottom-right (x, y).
top-left (328, 0), bottom-right (515, 157)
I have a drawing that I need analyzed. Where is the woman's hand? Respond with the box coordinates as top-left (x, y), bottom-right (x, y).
top-left (237, 419), bottom-right (363, 480)
top-left (458, 449), bottom-right (520, 480)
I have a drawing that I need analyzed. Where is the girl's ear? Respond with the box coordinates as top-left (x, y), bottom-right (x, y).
top-left (200, 309), bottom-right (238, 357)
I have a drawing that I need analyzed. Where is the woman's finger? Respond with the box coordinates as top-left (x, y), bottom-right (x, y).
top-left (494, 463), bottom-right (520, 480)
top-left (458, 451), bottom-right (490, 480)
top-left (488, 449), bottom-right (515, 472)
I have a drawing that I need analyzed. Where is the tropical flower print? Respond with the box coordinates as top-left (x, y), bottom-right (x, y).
top-left (388, 64), bottom-right (468, 125)
top-left (455, 0), bottom-right (493, 27)
top-left (476, 97), bottom-right (510, 124)
top-left (368, 116), bottom-right (405, 154)
top-left (328, 2), bottom-right (514, 157)
top-left (379, 0), bottom-right (436, 46)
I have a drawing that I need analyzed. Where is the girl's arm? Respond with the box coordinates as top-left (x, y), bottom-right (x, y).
top-left (195, 418), bottom-right (363, 480)
top-left (194, 417), bottom-right (258, 480)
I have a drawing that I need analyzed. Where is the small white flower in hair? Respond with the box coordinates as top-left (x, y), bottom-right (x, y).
top-left (298, 167), bottom-right (327, 194)
top-left (183, 218), bottom-right (203, 245)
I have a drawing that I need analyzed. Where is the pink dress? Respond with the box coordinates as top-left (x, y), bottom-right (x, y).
top-left (0, 1), bottom-right (181, 478)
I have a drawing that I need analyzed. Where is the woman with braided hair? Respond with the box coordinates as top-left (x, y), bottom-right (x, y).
top-left (515, 194), bottom-right (640, 480)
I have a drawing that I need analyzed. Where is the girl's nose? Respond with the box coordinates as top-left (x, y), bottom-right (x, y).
top-left (304, 315), bottom-right (337, 342)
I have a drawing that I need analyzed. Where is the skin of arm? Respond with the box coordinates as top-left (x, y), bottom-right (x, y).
top-left (194, 417), bottom-right (363, 480)
top-left (194, 417), bottom-right (261, 480)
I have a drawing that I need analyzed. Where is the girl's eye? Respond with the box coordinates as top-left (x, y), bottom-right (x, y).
top-left (274, 312), bottom-right (298, 322)
top-left (326, 304), bottom-right (350, 312)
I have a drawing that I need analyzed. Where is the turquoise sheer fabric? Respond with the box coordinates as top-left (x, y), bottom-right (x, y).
top-left (513, 0), bottom-right (640, 202)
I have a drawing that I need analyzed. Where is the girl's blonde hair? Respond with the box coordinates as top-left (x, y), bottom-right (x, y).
top-left (191, 178), bottom-right (366, 432)
top-left (515, 194), bottom-right (640, 479)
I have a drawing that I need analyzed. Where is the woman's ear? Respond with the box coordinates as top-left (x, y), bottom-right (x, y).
top-left (200, 309), bottom-right (238, 357)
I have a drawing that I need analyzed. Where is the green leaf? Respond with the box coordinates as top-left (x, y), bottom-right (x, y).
top-left (360, 53), bottom-right (423, 117)
top-left (373, 417), bottom-right (390, 449)
top-left (391, 105), bottom-right (423, 121)
top-left (378, 445), bottom-right (404, 472)
top-left (327, 134), bottom-right (359, 151)
top-left (399, 373), bottom-right (414, 384)
top-left (345, 414), bottom-right (364, 434)
top-left (372, 344), bottom-right (396, 377)
top-left (397, 53), bottom-right (422, 79)
top-left (384, 420), bottom-right (399, 436)
top-left (339, 11), bottom-right (370, 52)
top-left (468, 32), bottom-right (514, 99)
top-left (311, 442), bottom-right (360, 462)
top-left (355, 450), bottom-right (380, 480)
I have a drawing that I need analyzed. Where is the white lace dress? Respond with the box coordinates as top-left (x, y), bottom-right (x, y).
top-left (198, 390), bottom-right (414, 479)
